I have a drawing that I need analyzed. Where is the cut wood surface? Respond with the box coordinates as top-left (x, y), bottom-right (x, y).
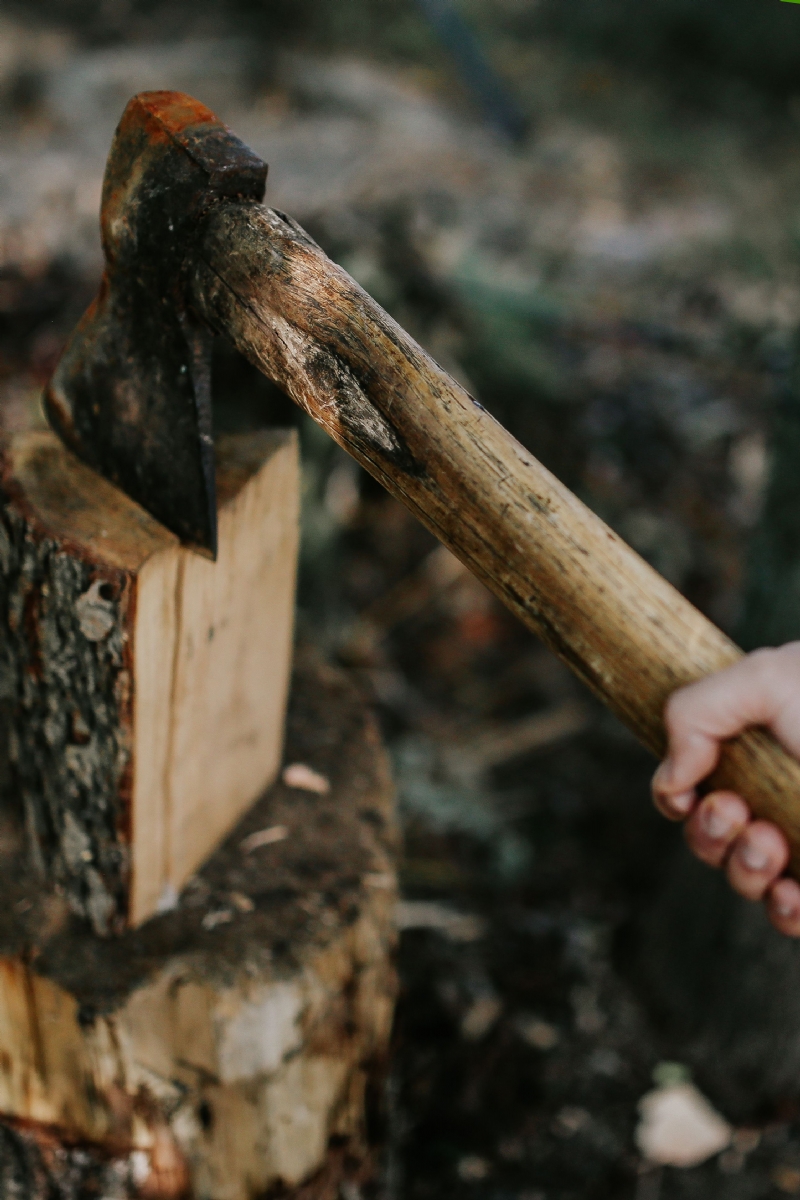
top-left (191, 201), bottom-right (800, 875)
top-left (0, 428), bottom-right (299, 932)
top-left (0, 650), bottom-right (397, 1200)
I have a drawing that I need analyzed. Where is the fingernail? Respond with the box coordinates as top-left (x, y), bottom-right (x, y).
top-left (670, 790), bottom-right (694, 815)
top-left (776, 897), bottom-right (798, 918)
top-left (739, 843), bottom-right (769, 872)
top-left (702, 805), bottom-right (733, 840)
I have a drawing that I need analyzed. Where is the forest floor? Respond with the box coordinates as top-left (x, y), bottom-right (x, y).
top-left (4, 10), bottom-right (800, 1198)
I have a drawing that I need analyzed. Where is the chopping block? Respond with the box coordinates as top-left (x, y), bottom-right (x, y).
top-left (0, 647), bottom-right (398, 1200)
top-left (0, 427), bottom-right (299, 933)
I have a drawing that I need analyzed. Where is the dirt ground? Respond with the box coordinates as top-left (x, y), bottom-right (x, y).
top-left (4, 7), bottom-right (800, 1197)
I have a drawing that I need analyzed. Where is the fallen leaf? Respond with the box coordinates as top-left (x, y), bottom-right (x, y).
top-left (240, 825), bottom-right (289, 853)
top-left (282, 762), bottom-right (330, 793)
top-left (636, 1082), bottom-right (732, 1167)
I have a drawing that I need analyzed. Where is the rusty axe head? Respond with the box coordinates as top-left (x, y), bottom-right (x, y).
top-left (44, 91), bottom-right (267, 557)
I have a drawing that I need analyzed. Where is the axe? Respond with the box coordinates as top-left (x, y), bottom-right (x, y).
top-left (44, 91), bottom-right (800, 874)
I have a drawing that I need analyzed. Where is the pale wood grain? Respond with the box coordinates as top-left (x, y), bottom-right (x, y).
top-left (192, 202), bottom-right (800, 875)
top-left (158, 431), bottom-right (300, 915)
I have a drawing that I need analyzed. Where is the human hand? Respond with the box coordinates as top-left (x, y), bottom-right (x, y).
top-left (652, 642), bottom-right (800, 936)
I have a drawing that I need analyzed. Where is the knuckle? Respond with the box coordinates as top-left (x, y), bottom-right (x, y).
top-left (663, 687), bottom-right (691, 732)
top-left (747, 646), bottom-right (780, 691)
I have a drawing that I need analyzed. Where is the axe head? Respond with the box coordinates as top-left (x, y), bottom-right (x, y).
top-left (44, 91), bottom-right (267, 557)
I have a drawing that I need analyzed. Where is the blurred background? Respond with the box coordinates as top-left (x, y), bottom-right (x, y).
top-left (6, 1), bottom-right (800, 1196)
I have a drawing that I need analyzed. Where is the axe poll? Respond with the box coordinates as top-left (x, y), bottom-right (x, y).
top-left (44, 91), bottom-right (800, 874)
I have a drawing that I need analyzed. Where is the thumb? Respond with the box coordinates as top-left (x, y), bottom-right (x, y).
top-left (656, 649), bottom-right (785, 801)
top-left (654, 728), bottom-right (721, 799)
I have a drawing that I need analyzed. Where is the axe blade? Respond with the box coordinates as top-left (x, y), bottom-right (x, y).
top-left (44, 91), bottom-right (267, 557)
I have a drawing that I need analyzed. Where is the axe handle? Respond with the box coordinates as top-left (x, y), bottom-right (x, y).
top-left (192, 202), bottom-right (800, 874)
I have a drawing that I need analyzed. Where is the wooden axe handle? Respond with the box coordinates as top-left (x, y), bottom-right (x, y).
top-left (192, 202), bottom-right (800, 873)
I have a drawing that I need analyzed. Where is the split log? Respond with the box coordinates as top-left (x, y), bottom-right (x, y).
top-left (0, 429), bottom-right (299, 933)
top-left (0, 650), bottom-right (398, 1200)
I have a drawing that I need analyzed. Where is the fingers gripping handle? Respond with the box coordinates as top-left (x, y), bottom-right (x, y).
top-left (709, 733), bottom-right (800, 877)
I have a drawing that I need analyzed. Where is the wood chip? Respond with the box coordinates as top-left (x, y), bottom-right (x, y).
top-left (240, 825), bottom-right (289, 853)
top-left (282, 762), bottom-right (331, 793)
top-left (636, 1082), bottom-right (732, 1167)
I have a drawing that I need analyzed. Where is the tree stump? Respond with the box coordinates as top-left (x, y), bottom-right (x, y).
top-left (0, 647), bottom-right (398, 1199)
